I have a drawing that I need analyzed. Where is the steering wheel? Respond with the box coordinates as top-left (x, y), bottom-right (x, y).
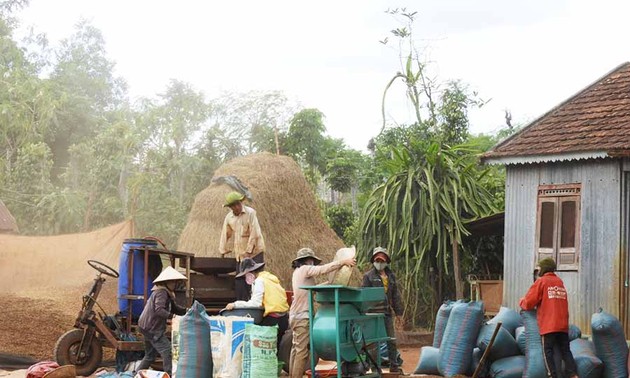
top-left (88, 260), bottom-right (119, 278)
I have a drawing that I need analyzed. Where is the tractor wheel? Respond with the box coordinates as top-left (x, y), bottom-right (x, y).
top-left (54, 329), bottom-right (103, 376)
top-left (278, 329), bottom-right (318, 374)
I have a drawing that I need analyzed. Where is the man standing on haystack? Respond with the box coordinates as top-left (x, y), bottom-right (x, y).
top-left (219, 191), bottom-right (266, 300)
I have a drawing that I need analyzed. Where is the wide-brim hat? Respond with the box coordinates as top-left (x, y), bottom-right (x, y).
top-left (153, 266), bottom-right (187, 284)
top-left (292, 247), bottom-right (322, 265)
top-left (224, 191), bottom-right (246, 207)
top-left (370, 247), bottom-right (391, 263)
top-left (236, 258), bottom-right (265, 278)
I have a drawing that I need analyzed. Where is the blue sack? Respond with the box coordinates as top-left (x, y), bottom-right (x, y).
top-left (570, 338), bottom-right (604, 378)
top-left (487, 307), bottom-right (523, 337)
top-left (178, 301), bottom-right (212, 378)
top-left (520, 310), bottom-right (547, 378)
top-left (591, 309), bottom-right (628, 378)
top-left (515, 326), bottom-right (526, 355)
top-left (433, 300), bottom-right (458, 348)
top-left (438, 301), bottom-right (484, 377)
top-left (414, 346), bottom-right (439, 375)
top-left (476, 323), bottom-right (520, 362)
top-left (568, 324), bottom-right (582, 341)
top-left (490, 356), bottom-right (526, 378)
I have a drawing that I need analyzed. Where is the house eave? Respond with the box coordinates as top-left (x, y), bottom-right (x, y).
top-left (483, 151), bottom-right (610, 166)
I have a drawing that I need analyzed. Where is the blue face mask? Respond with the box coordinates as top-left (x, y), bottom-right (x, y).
top-left (373, 262), bottom-right (387, 271)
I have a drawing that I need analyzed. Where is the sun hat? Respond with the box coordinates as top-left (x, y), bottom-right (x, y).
top-left (292, 247), bottom-right (322, 265)
top-left (236, 258), bottom-right (265, 278)
top-left (370, 247), bottom-right (391, 263)
top-left (153, 266), bottom-right (187, 284)
top-left (224, 191), bottom-right (245, 207)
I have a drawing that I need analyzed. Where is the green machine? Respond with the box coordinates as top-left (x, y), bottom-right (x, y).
top-left (303, 285), bottom-right (390, 378)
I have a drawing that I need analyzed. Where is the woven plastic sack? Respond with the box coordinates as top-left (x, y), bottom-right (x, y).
top-left (210, 315), bottom-right (255, 378)
top-left (591, 309), bottom-right (628, 378)
top-left (520, 310), bottom-right (547, 378)
top-left (467, 347), bottom-right (490, 377)
top-left (515, 326), bottom-right (526, 355)
top-left (489, 356), bottom-right (526, 378)
top-left (328, 246), bottom-right (356, 285)
top-left (477, 323), bottom-right (520, 362)
top-left (242, 324), bottom-right (278, 378)
top-left (568, 324), bottom-right (582, 341)
top-left (177, 301), bottom-right (212, 378)
top-left (487, 307), bottom-right (522, 336)
top-left (438, 301), bottom-right (484, 376)
top-left (570, 339), bottom-right (604, 378)
top-left (432, 300), bottom-right (459, 348)
top-left (413, 346), bottom-right (439, 375)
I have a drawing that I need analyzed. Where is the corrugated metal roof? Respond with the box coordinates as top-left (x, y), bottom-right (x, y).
top-left (0, 200), bottom-right (19, 233)
top-left (483, 62), bottom-right (630, 162)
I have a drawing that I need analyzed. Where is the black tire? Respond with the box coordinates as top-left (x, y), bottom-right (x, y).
top-left (54, 329), bottom-right (103, 376)
top-left (278, 329), bottom-right (318, 374)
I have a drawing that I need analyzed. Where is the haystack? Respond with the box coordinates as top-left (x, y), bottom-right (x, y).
top-left (178, 153), bottom-right (345, 286)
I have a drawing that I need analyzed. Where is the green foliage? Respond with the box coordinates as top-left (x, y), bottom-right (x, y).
top-left (325, 205), bottom-right (356, 241)
top-left (358, 140), bottom-right (498, 325)
top-left (285, 108), bottom-right (327, 176)
top-left (325, 148), bottom-right (364, 193)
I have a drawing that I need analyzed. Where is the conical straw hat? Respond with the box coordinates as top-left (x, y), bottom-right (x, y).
top-left (153, 266), bottom-right (187, 283)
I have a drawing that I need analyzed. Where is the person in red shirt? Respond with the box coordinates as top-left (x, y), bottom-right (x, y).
top-left (519, 257), bottom-right (577, 378)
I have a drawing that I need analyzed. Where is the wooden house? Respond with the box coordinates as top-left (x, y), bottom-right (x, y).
top-left (482, 63), bottom-right (630, 333)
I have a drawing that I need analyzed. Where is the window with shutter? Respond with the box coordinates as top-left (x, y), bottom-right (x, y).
top-left (535, 184), bottom-right (581, 271)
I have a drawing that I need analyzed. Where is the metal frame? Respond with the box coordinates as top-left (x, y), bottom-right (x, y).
top-left (306, 285), bottom-right (388, 378)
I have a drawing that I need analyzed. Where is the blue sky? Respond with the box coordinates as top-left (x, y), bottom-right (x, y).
top-left (16, 0), bottom-right (630, 151)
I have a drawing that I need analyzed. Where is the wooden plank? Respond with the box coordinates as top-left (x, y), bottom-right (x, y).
top-left (190, 257), bottom-right (237, 274)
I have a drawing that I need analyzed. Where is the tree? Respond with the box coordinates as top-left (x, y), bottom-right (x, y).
top-left (359, 142), bottom-right (497, 324)
top-left (363, 8), bottom-right (501, 325)
top-left (210, 90), bottom-right (297, 155)
top-left (285, 108), bottom-right (328, 184)
top-left (47, 20), bottom-right (128, 179)
top-left (326, 150), bottom-right (361, 194)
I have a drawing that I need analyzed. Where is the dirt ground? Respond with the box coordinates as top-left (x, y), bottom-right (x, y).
top-left (400, 345), bottom-right (421, 374)
top-left (0, 346), bottom-right (424, 378)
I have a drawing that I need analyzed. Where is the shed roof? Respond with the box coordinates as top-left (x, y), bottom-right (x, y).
top-left (0, 200), bottom-right (19, 234)
top-left (483, 62), bottom-right (630, 164)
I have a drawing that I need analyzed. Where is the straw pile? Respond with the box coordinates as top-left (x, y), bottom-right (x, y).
top-left (178, 152), bottom-right (345, 286)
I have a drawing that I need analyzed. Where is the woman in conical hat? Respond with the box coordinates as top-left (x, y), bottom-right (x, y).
top-left (137, 266), bottom-right (187, 376)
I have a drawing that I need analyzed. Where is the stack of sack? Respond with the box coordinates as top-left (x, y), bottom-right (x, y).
top-left (415, 304), bottom-right (628, 378)
top-left (171, 300), bottom-right (283, 378)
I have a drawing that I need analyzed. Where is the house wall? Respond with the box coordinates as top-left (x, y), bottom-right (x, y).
top-left (503, 158), bottom-right (622, 333)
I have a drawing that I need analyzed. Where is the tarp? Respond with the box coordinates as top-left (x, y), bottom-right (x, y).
top-left (0, 220), bottom-right (133, 293)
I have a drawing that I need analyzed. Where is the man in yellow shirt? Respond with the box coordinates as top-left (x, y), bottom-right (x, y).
top-left (219, 191), bottom-right (266, 300)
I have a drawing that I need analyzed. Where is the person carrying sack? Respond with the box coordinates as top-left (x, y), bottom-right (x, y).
top-left (288, 247), bottom-right (356, 377)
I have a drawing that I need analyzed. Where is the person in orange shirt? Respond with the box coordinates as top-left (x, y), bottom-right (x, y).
top-left (519, 257), bottom-right (577, 378)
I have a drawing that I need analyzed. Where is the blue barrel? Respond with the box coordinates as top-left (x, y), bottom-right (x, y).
top-left (118, 238), bottom-right (158, 317)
